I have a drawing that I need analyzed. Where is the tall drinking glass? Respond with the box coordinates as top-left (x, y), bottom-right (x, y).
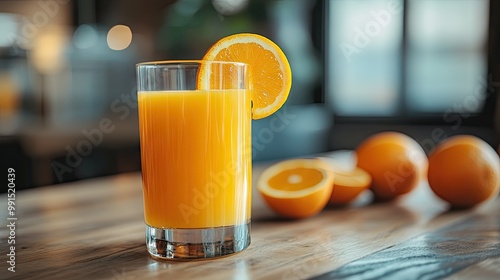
top-left (136, 61), bottom-right (252, 260)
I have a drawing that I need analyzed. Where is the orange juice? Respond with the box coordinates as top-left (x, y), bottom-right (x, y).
top-left (138, 89), bottom-right (251, 228)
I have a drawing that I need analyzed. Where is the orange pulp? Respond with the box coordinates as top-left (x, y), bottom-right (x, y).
top-left (138, 89), bottom-right (251, 228)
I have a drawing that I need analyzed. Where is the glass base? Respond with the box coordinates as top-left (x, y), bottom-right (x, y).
top-left (146, 222), bottom-right (251, 260)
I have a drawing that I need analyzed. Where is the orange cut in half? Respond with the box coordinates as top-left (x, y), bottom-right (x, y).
top-left (329, 167), bottom-right (371, 205)
top-left (257, 158), bottom-right (334, 219)
top-left (200, 33), bottom-right (292, 119)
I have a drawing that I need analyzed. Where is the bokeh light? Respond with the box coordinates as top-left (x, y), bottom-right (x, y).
top-left (73, 24), bottom-right (98, 49)
top-left (212, 0), bottom-right (249, 16)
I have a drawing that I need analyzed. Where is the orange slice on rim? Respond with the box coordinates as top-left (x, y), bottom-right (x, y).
top-left (200, 33), bottom-right (292, 119)
top-left (257, 158), bottom-right (334, 219)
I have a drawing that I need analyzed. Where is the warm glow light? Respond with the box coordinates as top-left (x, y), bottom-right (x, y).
top-left (0, 73), bottom-right (20, 117)
top-left (107, 25), bottom-right (132, 51)
top-left (32, 27), bottom-right (67, 74)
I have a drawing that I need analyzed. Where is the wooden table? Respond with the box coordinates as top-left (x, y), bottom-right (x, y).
top-left (1, 152), bottom-right (499, 280)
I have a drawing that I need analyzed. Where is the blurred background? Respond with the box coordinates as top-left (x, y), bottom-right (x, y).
top-left (0, 0), bottom-right (498, 191)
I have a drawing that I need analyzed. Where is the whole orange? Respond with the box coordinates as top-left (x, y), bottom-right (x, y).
top-left (356, 132), bottom-right (428, 200)
top-left (428, 135), bottom-right (500, 208)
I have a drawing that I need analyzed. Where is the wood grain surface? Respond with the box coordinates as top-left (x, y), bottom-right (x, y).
top-left (0, 152), bottom-right (499, 280)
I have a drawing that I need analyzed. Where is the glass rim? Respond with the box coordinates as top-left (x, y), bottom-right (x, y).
top-left (136, 60), bottom-right (248, 68)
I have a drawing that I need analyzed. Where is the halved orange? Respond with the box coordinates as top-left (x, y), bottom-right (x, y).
top-left (200, 33), bottom-right (292, 119)
top-left (329, 167), bottom-right (371, 205)
top-left (257, 158), bottom-right (334, 219)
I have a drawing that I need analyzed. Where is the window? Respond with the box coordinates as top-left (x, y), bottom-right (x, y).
top-left (325, 0), bottom-right (490, 117)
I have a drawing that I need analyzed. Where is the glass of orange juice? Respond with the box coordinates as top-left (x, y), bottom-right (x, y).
top-left (136, 60), bottom-right (252, 260)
